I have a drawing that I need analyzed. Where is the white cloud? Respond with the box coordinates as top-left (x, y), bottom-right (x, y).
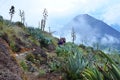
top-left (0, 0), bottom-right (120, 27)
top-left (101, 34), bottom-right (120, 44)
top-left (102, 4), bottom-right (120, 25)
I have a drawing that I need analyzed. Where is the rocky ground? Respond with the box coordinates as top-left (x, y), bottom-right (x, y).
top-left (0, 38), bottom-right (27, 80)
top-left (15, 49), bottom-right (62, 80)
top-left (0, 37), bottom-right (61, 80)
top-left (0, 21), bottom-right (61, 80)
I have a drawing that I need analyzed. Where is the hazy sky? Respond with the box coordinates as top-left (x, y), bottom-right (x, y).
top-left (0, 0), bottom-right (120, 31)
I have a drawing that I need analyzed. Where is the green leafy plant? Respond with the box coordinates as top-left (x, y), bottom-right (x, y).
top-left (48, 59), bottom-right (60, 72)
top-left (26, 53), bottom-right (35, 63)
top-left (20, 60), bottom-right (28, 71)
top-left (38, 69), bottom-right (46, 77)
top-left (10, 41), bottom-right (18, 52)
top-left (15, 21), bottom-right (24, 27)
top-left (56, 43), bottom-right (89, 79)
top-left (26, 27), bottom-right (53, 48)
top-left (56, 43), bottom-right (120, 80)
top-left (63, 51), bottom-right (88, 80)
top-left (91, 51), bottom-right (120, 80)
top-left (82, 68), bottom-right (103, 80)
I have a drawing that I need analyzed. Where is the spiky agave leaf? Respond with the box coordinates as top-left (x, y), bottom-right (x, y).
top-left (63, 51), bottom-right (88, 80)
top-left (96, 64), bottom-right (113, 80)
top-left (107, 64), bottom-right (120, 80)
top-left (82, 68), bottom-right (103, 80)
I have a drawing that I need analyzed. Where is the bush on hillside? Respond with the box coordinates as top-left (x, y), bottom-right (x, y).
top-left (27, 27), bottom-right (53, 48)
top-left (26, 53), bottom-right (35, 63)
top-left (15, 21), bottom-right (24, 27)
top-left (10, 42), bottom-right (20, 52)
top-left (20, 60), bottom-right (28, 71)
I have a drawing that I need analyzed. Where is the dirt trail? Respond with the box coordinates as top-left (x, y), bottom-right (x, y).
top-left (15, 50), bottom-right (33, 61)
top-left (15, 49), bottom-right (62, 80)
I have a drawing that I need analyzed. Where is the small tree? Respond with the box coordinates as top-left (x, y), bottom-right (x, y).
top-left (41, 8), bottom-right (48, 31)
top-left (9, 5), bottom-right (15, 22)
top-left (71, 27), bottom-right (76, 44)
top-left (19, 10), bottom-right (25, 24)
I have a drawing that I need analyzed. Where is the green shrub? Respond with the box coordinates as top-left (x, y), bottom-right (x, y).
top-left (29, 36), bottom-right (40, 46)
top-left (56, 43), bottom-right (89, 79)
top-left (79, 44), bottom-right (86, 49)
top-left (48, 59), bottom-right (60, 72)
top-left (40, 37), bottom-right (52, 48)
top-left (20, 60), bottom-right (28, 71)
top-left (4, 20), bottom-right (13, 25)
top-left (10, 42), bottom-right (18, 52)
top-left (56, 43), bottom-right (82, 57)
top-left (26, 53), bottom-right (35, 63)
top-left (26, 27), bottom-right (53, 48)
top-left (38, 69), bottom-right (46, 77)
top-left (15, 21), bottom-right (24, 27)
top-left (62, 51), bottom-right (88, 80)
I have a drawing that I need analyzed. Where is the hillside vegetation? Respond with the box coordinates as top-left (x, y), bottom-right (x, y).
top-left (0, 16), bottom-right (120, 80)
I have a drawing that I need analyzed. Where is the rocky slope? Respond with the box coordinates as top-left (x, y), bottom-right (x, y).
top-left (0, 38), bottom-right (26, 80)
top-left (0, 17), bottom-right (58, 80)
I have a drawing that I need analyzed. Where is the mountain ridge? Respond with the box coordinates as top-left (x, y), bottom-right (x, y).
top-left (74, 14), bottom-right (120, 38)
top-left (61, 14), bottom-right (120, 50)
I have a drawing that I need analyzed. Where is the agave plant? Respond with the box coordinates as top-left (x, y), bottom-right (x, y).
top-left (64, 53), bottom-right (88, 80)
top-left (56, 43), bottom-right (120, 80)
top-left (108, 64), bottom-right (120, 79)
top-left (94, 51), bottom-right (120, 80)
top-left (62, 50), bottom-right (88, 80)
top-left (82, 68), bottom-right (103, 80)
top-left (56, 43), bottom-right (81, 57)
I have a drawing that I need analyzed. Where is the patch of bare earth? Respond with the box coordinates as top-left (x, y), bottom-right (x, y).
top-left (0, 38), bottom-right (26, 80)
top-left (26, 72), bottom-right (62, 80)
